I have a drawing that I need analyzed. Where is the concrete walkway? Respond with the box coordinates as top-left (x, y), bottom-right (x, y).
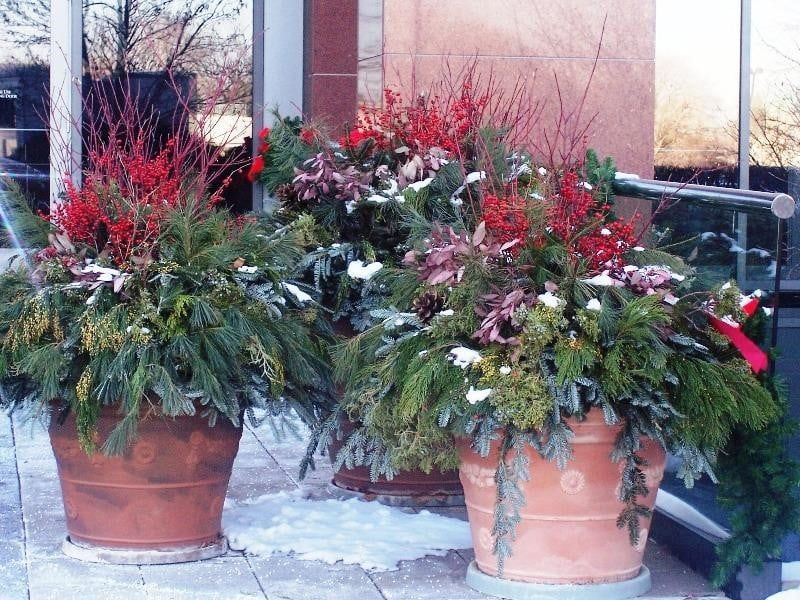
top-left (0, 413), bottom-right (726, 600)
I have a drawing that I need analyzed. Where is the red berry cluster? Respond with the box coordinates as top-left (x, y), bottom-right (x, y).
top-left (51, 138), bottom-right (183, 266)
top-left (574, 219), bottom-right (635, 272)
top-left (342, 85), bottom-right (489, 158)
top-left (546, 171), bottom-right (636, 271)
top-left (482, 194), bottom-right (529, 251)
top-left (299, 127), bottom-right (316, 145)
top-left (248, 128), bottom-right (271, 182)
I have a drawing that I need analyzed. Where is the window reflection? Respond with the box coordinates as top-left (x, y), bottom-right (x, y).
top-left (0, 1), bottom-right (50, 211)
top-left (653, 1), bottom-right (761, 291)
top-left (81, 0), bottom-right (254, 211)
top-left (751, 0), bottom-right (800, 284)
top-left (358, 0), bottom-right (383, 105)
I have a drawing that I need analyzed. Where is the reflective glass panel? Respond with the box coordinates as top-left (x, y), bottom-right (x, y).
top-left (0, 1), bottom-right (50, 211)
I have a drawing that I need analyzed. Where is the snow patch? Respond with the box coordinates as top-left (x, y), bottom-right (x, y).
top-left (407, 178), bottom-right (434, 192)
top-left (282, 283), bottom-right (313, 303)
top-left (654, 488), bottom-right (729, 541)
top-left (586, 298), bottom-right (602, 311)
top-left (582, 272), bottom-right (621, 287)
top-left (224, 491), bottom-right (472, 571)
top-left (466, 386), bottom-right (492, 404)
top-left (347, 260), bottom-right (383, 280)
top-left (448, 346), bottom-right (481, 368)
top-left (537, 291), bottom-right (563, 308)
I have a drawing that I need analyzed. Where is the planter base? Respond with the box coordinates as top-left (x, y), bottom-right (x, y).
top-left (327, 481), bottom-right (465, 507)
top-left (465, 561), bottom-right (652, 600)
top-left (61, 536), bottom-right (228, 565)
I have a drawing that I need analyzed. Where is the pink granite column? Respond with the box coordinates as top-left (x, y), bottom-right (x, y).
top-left (379, 0), bottom-right (656, 179)
top-left (304, 0), bottom-right (359, 132)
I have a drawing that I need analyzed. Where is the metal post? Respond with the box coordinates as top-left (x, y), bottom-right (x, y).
top-left (738, 0), bottom-right (751, 191)
top-left (49, 0), bottom-right (83, 210)
top-left (254, 0), bottom-right (305, 214)
top-left (252, 0), bottom-right (265, 213)
top-left (736, 0), bottom-right (752, 286)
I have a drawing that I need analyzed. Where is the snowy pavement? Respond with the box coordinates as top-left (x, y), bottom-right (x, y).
top-left (1, 413), bottom-right (727, 600)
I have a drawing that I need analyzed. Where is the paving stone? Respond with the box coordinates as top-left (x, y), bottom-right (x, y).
top-left (0, 541), bottom-right (29, 600)
top-left (140, 556), bottom-right (265, 599)
top-left (645, 540), bottom-right (723, 597)
top-left (0, 421), bottom-right (24, 542)
top-left (27, 556), bottom-right (147, 600)
top-left (368, 550), bottom-right (490, 600)
top-left (247, 554), bottom-right (383, 600)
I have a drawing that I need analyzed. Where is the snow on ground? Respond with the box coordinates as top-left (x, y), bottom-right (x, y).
top-left (224, 490), bottom-right (472, 571)
top-left (768, 590), bottom-right (800, 599)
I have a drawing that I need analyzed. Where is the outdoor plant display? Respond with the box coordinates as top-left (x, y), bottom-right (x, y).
top-left (333, 141), bottom-right (798, 591)
top-left (249, 70), bottom-right (532, 498)
top-left (0, 90), bottom-right (333, 562)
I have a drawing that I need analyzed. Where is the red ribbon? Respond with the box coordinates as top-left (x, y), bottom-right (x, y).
top-left (708, 298), bottom-right (768, 374)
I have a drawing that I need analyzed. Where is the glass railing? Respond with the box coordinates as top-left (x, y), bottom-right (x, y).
top-left (614, 176), bottom-right (796, 347)
top-left (613, 175), bottom-right (798, 578)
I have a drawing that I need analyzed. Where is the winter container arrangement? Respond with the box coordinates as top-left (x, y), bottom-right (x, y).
top-left (327, 137), bottom-right (797, 596)
top-left (0, 98), bottom-right (333, 563)
top-left (248, 74), bottom-right (529, 503)
top-left (248, 63), bottom-right (800, 593)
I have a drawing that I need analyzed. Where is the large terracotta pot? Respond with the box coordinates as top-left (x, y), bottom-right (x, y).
top-left (328, 418), bottom-right (463, 504)
top-left (329, 320), bottom-right (462, 504)
top-left (49, 405), bottom-right (242, 562)
top-left (458, 411), bottom-right (666, 584)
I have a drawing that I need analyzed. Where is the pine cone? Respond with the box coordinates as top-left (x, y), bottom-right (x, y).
top-left (275, 182), bottom-right (297, 202)
top-left (413, 291), bottom-right (446, 323)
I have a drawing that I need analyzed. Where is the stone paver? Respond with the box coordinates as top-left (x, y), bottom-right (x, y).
top-left (140, 556), bottom-right (265, 599)
top-left (1, 413), bottom-right (726, 599)
top-left (248, 554), bottom-right (384, 600)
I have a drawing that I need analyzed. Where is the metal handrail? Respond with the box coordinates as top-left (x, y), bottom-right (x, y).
top-left (612, 176), bottom-right (796, 219)
top-left (613, 175), bottom-right (796, 351)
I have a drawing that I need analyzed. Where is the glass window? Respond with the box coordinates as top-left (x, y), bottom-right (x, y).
top-left (358, 0), bottom-right (383, 105)
top-left (0, 1), bottom-right (51, 211)
top-left (81, 0), bottom-right (254, 211)
top-left (750, 0), bottom-right (800, 289)
top-left (653, 1), bottom-right (747, 290)
top-left (655, 1), bottom-right (740, 170)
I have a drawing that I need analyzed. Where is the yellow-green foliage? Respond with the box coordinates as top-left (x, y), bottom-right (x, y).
top-left (74, 368), bottom-right (98, 453)
top-left (6, 294), bottom-right (64, 351)
top-left (475, 352), bottom-right (552, 432)
top-left (80, 307), bottom-right (127, 356)
top-left (714, 281), bottom-right (746, 322)
top-left (518, 303), bottom-right (568, 356)
top-left (488, 365), bottom-right (551, 431)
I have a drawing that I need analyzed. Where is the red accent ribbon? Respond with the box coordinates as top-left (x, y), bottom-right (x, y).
top-left (708, 298), bottom-right (768, 374)
top-left (741, 298), bottom-right (760, 318)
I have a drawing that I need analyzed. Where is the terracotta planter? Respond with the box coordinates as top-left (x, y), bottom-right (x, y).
top-left (458, 411), bottom-right (666, 585)
top-left (328, 418), bottom-right (463, 505)
top-left (49, 405), bottom-right (242, 563)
